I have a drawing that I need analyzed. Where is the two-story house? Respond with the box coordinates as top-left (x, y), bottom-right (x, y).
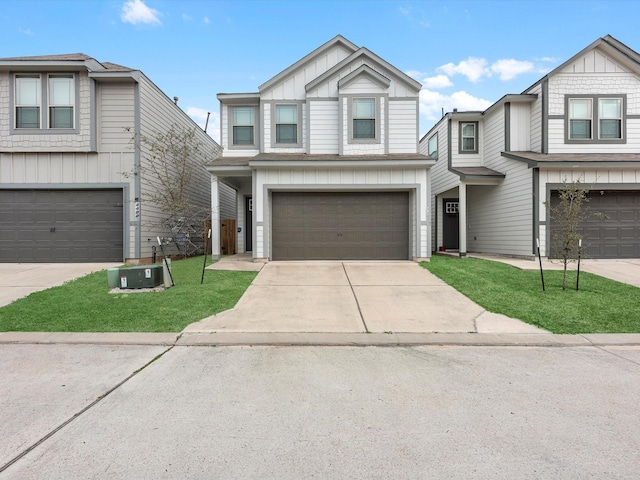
top-left (0, 53), bottom-right (232, 263)
top-left (421, 35), bottom-right (640, 259)
top-left (208, 35), bottom-right (434, 261)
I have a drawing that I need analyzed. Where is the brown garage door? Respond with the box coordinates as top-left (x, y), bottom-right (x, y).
top-left (272, 191), bottom-right (409, 260)
top-left (550, 190), bottom-right (640, 258)
top-left (0, 189), bottom-right (124, 262)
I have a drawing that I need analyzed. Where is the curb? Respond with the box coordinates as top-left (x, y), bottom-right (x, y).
top-left (1, 332), bottom-right (640, 347)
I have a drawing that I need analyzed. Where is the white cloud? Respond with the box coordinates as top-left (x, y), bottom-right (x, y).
top-left (490, 59), bottom-right (534, 81)
top-left (182, 13), bottom-right (191, 21)
top-left (18, 27), bottom-right (35, 35)
top-left (438, 57), bottom-right (489, 83)
top-left (419, 88), bottom-right (492, 122)
top-left (121, 0), bottom-right (162, 26)
top-left (203, 16), bottom-right (210, 24)
top-left (405, 70), bottom-right (426, 81)
top-left (422, 74), bottom-right (453, 89)
top-left (187, 107), bottom-right (220, 143)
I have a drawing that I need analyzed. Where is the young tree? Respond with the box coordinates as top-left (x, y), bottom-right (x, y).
top-left (547, 180), bottom-right (592, 290)
top-left (135, 124), bottom-right (212, 257)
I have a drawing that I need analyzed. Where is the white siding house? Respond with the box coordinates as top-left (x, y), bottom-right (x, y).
top-left (209, 35), bottom-right (434, 261)
top-left (0, 53), bottom-right (229, 263)
top-left (421, 35), bottom-right (640, 259)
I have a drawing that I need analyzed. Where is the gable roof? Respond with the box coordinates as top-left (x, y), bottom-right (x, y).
top-left (305, 46), bottom-right (422, 93)
top-left (259, 35), bottom-right (358, 92)
top-left (338, 64), bottom-right (391, 90)
top-left (524, 34), bottom-right (640, 93)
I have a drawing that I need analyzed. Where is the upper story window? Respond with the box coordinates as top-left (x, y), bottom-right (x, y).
top-left (566, 95), bottom-right (625, 144)
top-left (353, 97), bottom-right (376, 139)
top-left (599, 98), bottom-right (622, 139)
top-left (459, 122), bottom-right (478, 153)
top-left (275, 104), bottom-right (298, 144)
top-left (428, 133), bottom-right (438, 159)
top-left (15, 75), bottom-right (41, 128)
top-left (48, 75), bottom-right (74, 128)
top-left (14, 73), bottom-right (76, 131)
top-left (232, 106), bottom-right (255, 145)
top-left (568, 98), bottom-right (592, 139)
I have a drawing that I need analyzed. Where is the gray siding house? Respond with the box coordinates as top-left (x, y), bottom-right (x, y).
top-left (208, 35), bottom-right (434, 261)
top-left (421, 35), bottom-right (640, 259)
top-left (0, 53), bottom-right (231, 263)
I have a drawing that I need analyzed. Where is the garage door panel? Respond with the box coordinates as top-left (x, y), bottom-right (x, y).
top-left (550, 190), bottom-right (640, 259)
top-left (272, 191), bottom-right (409, 260)
top-left (0, 189), bottom-right (124, 262)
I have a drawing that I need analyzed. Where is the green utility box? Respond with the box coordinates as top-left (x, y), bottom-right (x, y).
top-left (118, 265), bottom-right (164, 289)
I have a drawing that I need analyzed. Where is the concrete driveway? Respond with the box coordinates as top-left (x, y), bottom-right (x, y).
top-left (186, 261), bottom-right (543, 334)
top-left (0, 263), bottom-right (120, 307)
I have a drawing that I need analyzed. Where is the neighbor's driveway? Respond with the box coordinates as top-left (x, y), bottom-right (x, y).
top-left (0, 263), bottom-right (120, 307)
top-left (186, 261), bottom-right (542, 334)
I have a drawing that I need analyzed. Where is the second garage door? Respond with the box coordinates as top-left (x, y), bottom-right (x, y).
top-left (272, 191), bottom-right (409, 260)
top-left (550, 190), bottom-right (640, 258)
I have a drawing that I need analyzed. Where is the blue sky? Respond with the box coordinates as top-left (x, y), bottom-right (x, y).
top-left (2, 0), bottom-right (639, 142)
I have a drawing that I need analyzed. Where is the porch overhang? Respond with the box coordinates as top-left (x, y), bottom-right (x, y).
top-left (502, 151), bottom-right (640, 168)
top-left (451, 167), bottom-right (505, 185)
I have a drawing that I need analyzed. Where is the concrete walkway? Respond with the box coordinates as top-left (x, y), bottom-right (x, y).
top-left (185, 261), bottom-right (547, 335)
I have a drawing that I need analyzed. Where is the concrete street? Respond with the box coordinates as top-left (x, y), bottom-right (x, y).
top-left (1, 343), bottom-right (639, 479)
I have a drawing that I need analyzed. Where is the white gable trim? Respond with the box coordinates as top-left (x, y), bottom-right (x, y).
top-left (258, 35), bottom-right (358, 92)
top-left (338, 64), bottom-right (391, 91)
top-left (306, 48), bottom-right (422, 93)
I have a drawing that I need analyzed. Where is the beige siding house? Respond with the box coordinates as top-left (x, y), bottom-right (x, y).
top-left (208, 36), bottom-right (434, 261)
top-left (421, 35), bottom-right (640, 259)
top-left (0, 53), bottom-right (230, 263)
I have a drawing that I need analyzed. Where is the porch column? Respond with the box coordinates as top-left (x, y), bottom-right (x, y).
top-left (210, 175), bottom-right (221, 260)
top-left (459, 182), bottom-right (467, 257)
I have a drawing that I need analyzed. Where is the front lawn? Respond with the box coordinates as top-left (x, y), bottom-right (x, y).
top-left (0, 256), bottom-right (257, 332)
top-left (421, 256), bottom-right (640, 334)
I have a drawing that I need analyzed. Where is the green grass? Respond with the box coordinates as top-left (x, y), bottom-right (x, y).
top-left (421, 255), bottom-right (640, 334)
top-left (0, 256), bottom-right (257, 332)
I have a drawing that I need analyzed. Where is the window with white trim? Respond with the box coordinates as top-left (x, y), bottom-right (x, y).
top-left (275, 104), bottom-right (297, 144)
top-left (232, 106), bottom-right (255, 145)
top-left (352, 97), bottom-right (376, 139)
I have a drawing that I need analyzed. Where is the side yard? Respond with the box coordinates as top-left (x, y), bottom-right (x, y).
top-left (422, 256), bottom-right (640, 334)
top-left (0, 257), bottom-right (257, 332)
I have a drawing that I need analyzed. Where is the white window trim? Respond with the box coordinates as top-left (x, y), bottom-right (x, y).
top-left (48, 74), bottom-right (75, 130)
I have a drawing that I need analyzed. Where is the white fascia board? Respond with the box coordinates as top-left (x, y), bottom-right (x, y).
top-left (249, 159), bottom-right (435, 169)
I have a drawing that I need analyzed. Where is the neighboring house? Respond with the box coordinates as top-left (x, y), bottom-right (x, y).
top-left (0, 53), bottom-right (232, 263)
top-left (207, 35), bottom-right (434, 261)
top-left (420, 35), bottom-right (640, 259)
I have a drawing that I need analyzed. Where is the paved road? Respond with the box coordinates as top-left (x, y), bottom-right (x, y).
top-left (2, 344), bottom-right (639, 479)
